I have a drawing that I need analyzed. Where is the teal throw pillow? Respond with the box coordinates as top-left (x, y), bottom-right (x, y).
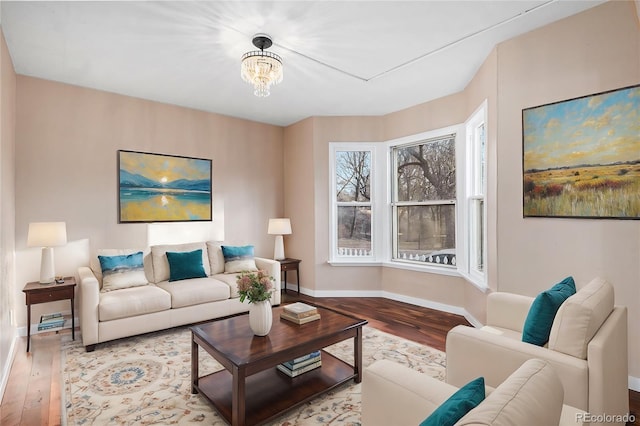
top-left (166, 249), bottom-right (207, 282)
top-left (221, 245), bottom-right (258, 273)
top-left (98, 251), bottom-right (148, 292)
top-left (419, 377), bottom-right (485, 426)
top-left (522, 276), bottom-right (576, 346)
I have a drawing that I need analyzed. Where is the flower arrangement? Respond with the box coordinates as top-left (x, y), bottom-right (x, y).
top-left (236, 270), bottom-right (275, 304)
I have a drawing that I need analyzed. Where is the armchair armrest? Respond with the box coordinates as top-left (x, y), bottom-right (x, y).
top-left (255, 257), bottom-right (281, 305)
top-left (78, 266), bottom-right (100, 348)
top-left (446, 324), bottom-right (589, 410)
top-left (486, 292), bottom-right (533, 333)
top-left (586, 306), bottom-right (629, 421)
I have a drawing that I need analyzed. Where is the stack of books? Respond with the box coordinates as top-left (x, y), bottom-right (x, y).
top-left (277, 350), bottom-right (322, 377)
top-left (280, 302), bottom-right (321, 324)
top-left (38, 312), bottom-right (65, 331)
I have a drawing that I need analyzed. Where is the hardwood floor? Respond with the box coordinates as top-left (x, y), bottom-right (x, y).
top-left (1, 294), bottom-right (637, 425)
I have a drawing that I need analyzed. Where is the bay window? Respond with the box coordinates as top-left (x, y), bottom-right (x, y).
top-left (391, 135), bottom-right (457, 266)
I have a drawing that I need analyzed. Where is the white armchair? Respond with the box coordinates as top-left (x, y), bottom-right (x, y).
top-left (445, 277), bottom-right (628, 426)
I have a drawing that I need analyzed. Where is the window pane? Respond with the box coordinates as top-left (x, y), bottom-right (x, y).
top-left (471, 199), bottom-right (484, 271)
top-left (396, 204), bottom-right (456, 265)
top-left (474, 123), bottom-right (486, 195)
top-left (396, 137), bottom-right (455, 202)
top-left (338, 206), bottom-right (372, 256)
top-left (336, 151), bottom-right (371, 202)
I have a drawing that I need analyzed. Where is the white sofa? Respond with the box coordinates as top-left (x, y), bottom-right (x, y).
top-left (446, 277), bottom-right (628, 425)
top-left (362, 358), bottom-right (586, 425)
top-left (78, 241), bottom-right (280, 351)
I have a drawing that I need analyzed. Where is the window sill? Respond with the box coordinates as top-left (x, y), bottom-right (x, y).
top-left (328, 260), bottom-right (382, 267)
top-left (381, 260), bottom-right (460, 276)
top-left (328, 259), bottom-right (468, 279)
top-left (459, 271), bottom-right (490, 293)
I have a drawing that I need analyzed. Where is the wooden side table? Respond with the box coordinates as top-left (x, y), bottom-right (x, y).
top-left (23, 277), bottom-right (76, 352)
top-left (278, 258), bottom-right (301, 294)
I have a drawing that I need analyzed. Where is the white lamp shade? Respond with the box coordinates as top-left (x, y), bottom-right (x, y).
top-left (27, 222), bottom-right (67, 247)
top-left (268, 218), bottom-right (292, 235)
top-left (27, 222), bottom-right (67, 283)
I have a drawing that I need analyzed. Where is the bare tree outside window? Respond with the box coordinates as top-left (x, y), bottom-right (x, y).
top-left (393, 136), bottom-right (456, 265)
top-left (336, 151), bottom-right (372, 256)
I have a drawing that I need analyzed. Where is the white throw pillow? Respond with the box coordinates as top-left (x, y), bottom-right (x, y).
top-left (150, 242), bottom-right (210, 283)
top-left (456, 359), bottom-right (564, 426)
top-left (90, 248), bottom-right (150, 288)
top-left (98, 251), bottom-right (148, 292)
top-left (547, 277), bottom-right (614, 359)
top-left (206, 241), bottom-right (226, 275)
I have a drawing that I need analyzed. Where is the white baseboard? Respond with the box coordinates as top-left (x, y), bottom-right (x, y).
top-left (0, 333), bottom-right (18, 403)
top-left (293, 286), bottom-right (638, 391)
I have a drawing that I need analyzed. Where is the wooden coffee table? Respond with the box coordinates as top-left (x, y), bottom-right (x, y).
top-left (190, 305), bottom-right (368, 426)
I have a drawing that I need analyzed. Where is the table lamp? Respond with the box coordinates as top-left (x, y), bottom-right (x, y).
top-left (27, 222), bottom-right (67, 284)
top-left (268, 218), bottom-right (292, 260)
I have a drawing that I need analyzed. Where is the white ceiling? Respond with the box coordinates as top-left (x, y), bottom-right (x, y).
top-left (1, 1), bottom-right (608, 126)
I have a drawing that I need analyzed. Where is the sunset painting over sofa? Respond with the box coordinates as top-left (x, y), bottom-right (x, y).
top-left (118, 150), bottom-right (212, 223)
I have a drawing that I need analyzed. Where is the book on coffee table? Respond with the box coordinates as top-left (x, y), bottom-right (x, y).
top-left (277, 360), bottom-right (322, 377)
top-left (280, 311), bottom-right (321, 324)
top-left (281, 351), bottom-right (321, 370)
top-left (283, 302), bottom-right (318, 319)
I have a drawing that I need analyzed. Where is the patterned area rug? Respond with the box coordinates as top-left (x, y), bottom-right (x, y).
top-left (61, 325), bottom-right (445, 425)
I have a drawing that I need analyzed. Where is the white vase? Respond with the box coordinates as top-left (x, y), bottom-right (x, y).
top-left (249, 300), bottom-right (273, 336)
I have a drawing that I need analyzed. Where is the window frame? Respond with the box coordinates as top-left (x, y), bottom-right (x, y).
top-left (329, 143), bottom-right (380, 264)
top-left (460, 100), bottom-right (488, 289)
top-left (389, 134), bottom-right (458, 269)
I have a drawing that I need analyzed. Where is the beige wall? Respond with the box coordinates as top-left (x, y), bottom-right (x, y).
top-left (495, 0), bottom-right (640, 381)
top-left (283, 118), bottom-right (315, 289)
top-left (13, 76), bottom-right (284, 328)
top-left (283, 1), bottom-right (640, 380)
top-left (0, 29), bottom-right (17, 397)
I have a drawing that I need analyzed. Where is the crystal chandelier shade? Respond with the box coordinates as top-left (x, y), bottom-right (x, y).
top-left (241, 35), bottom-right (283, 97)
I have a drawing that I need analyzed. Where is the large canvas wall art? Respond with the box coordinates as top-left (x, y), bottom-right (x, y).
top-left (522, 84), bottom-right (640, 219)
top-left (118, 150), bottom-right (212, 223)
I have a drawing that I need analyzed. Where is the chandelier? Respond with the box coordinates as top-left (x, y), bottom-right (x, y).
top-left (241, 34), bottom-right (283, 97)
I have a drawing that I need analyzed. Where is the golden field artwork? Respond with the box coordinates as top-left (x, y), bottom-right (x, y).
top-left (523, 85), bottom-right (640, 219)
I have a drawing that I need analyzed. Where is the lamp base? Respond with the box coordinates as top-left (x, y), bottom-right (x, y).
top-left (273, 235), bottom-right (285, 260)
top-left (39, 247), bottom-right (56, 284)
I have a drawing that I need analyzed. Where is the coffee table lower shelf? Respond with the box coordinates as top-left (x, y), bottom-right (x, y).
top-left (194, 350), bottom-right (355, 426)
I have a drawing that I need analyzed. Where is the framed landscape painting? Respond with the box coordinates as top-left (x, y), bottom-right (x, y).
top-left (522, 84), bottom-right (640, 219)
top-left (118, 150), bottom-right (212, 223)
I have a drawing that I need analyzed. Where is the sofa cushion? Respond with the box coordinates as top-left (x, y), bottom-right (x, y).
top-left (150, 242), bottom-right (210, 283)
top-left (166, 249), bottom-right (207, 282)
top-left (99, 285), bottom-right (171, 321)
top-left (156, 277), bottom-right (231, 308)
top-left (419, 377), bottom-right (485, 426)
top-left (456, 359), bottom-right (564, 426)
top-left (98, 251), bottom-right (148, 292)
top-left (522, 276), bottom-right (576, 346)
top-left (548, 277), bottom-right (614, 359)
top-left (211, 273), bottom-right (241, 298)
top-left (206, 241), bottom-right (225, 274)
top-left (222, 245), bottom-right (258, 273)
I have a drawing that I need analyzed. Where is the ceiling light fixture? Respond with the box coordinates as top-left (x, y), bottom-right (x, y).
top-left (241, 34), bottom-right (283, 97)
